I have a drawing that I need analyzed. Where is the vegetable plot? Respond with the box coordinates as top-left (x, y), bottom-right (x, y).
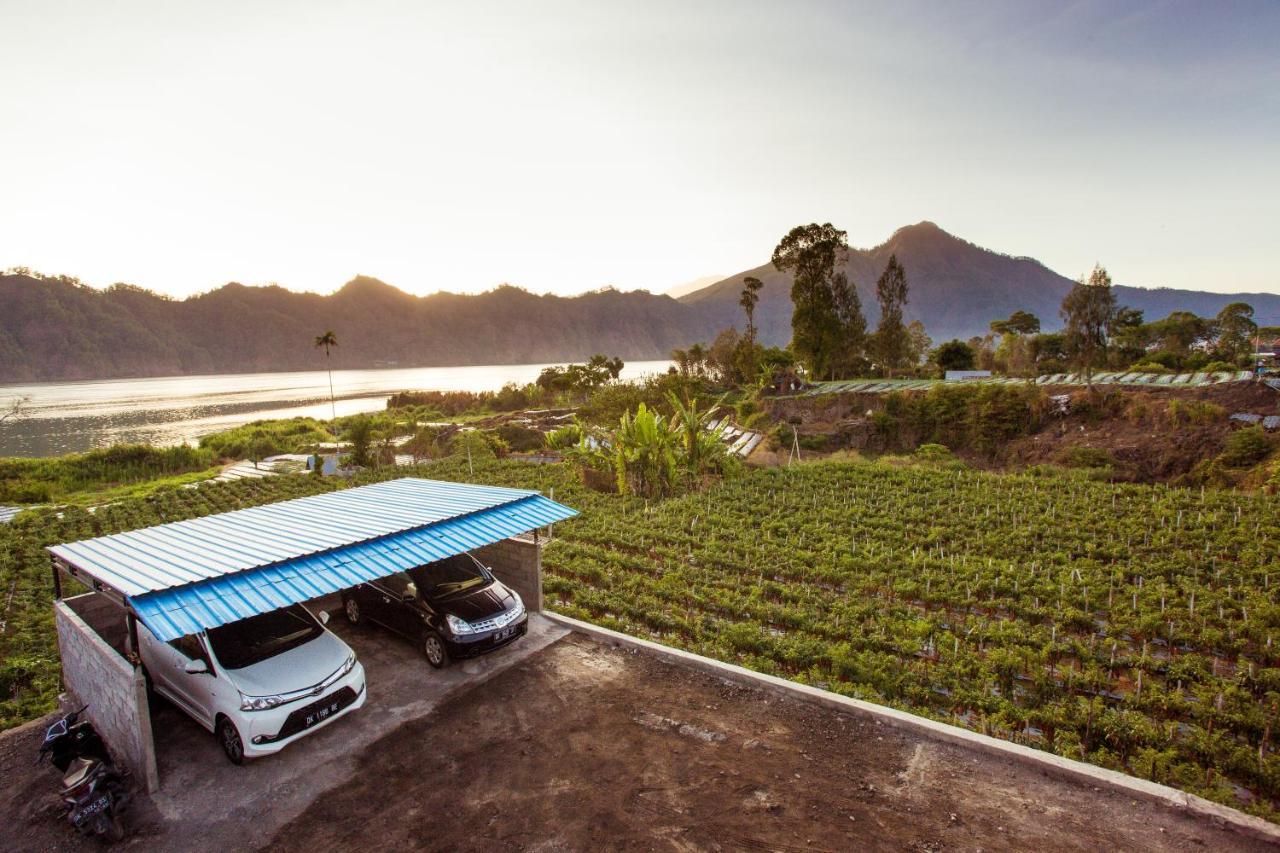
top-left (536, 461), bottom-right (1280, 819)
top-left (0, 458), bottom-right (1276, 819)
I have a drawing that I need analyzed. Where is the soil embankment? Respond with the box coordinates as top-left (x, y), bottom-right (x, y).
top-left (763, 381), bottom-right (1279, 485)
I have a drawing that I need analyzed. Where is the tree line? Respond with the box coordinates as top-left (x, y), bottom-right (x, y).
top-left (677, 224), bottom-right (1265, 387)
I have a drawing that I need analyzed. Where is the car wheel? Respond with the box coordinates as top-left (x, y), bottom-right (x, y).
top-left (344, 596), bottom-right (362, 624)
top-left (422, 631), bottom-right (451, 669)
top-left (217, 717), bottom-right (245, 765)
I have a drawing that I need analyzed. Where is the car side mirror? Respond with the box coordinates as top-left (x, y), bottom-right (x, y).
top-left (183, 659), bottom-right (210, 676)
top-left (403, 581), bottom-right (418, 602)
top-left (319, 610), bottom-right (330, 625)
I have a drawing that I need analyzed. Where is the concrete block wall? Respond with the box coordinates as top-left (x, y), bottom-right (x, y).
top-left (55, 597), bottom-right (160, 792)
top-left (63, 591), bottom-right (129, 654)
top-left (475, 536), bottom-right (543, 612)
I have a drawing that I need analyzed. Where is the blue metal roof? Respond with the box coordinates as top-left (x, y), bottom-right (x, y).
top-left (48, 478), bottom-right (577, 642)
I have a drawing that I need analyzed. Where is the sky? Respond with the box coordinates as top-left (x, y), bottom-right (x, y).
top-left (2, 0), bottom-right (1278, 299)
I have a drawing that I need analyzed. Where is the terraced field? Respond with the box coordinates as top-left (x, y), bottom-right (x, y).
top-left (1, 457), bottom-right (1276, 820)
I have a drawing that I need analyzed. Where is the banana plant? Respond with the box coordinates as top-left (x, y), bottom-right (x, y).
top-left (666, 391), bottom-right (730, 487)
top-left (611, 403), bottom-right (678, 497)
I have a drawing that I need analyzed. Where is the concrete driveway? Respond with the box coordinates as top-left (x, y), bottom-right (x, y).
top-left (137, 605), bottom-right (568, 851)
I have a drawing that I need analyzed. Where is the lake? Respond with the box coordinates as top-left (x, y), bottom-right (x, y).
top-left (0, 361), bottom-right (673, 457)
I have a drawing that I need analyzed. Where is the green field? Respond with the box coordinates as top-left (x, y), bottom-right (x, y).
top-left (1, 458), bottom-right (1276, 819)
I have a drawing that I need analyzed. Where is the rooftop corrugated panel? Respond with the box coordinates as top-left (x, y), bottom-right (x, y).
top-left (130, 492), bottom-right (574, 641)
top-left (48, 478), bottom-right (560, 598)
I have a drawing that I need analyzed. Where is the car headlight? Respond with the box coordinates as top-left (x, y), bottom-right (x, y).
top-left (239, 693), bottom-right (285, 712)
top-left (340, 654), bottom-right (356, 677)
top-left (446, 613), bottom-right (475, 635)
top-left (509, 592), bottom-right (525, 618)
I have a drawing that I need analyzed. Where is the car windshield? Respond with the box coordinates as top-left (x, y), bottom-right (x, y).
top-left (408, 554), bottom-right (491, 599)
top-left (206, 605), bottom-right (323, 670)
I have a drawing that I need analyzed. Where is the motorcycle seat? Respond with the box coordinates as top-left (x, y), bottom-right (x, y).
top-left (61, 757), bottom-right (97, 791)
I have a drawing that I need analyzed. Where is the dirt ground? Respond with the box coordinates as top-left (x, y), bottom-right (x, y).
top-left (266, 635), bottom-right (1265, 853)
top-left (0, 715), bottom-right (100, 853)
top-left (0, 610), bottom-right (570, 853)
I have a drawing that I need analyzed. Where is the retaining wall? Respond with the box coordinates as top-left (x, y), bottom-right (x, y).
top-left (54, 596), bottom-right (159, 792)
top-left (475, 536), bottom-right (542, 612)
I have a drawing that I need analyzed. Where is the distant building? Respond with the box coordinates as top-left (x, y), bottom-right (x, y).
top-left (944, 370), bottom-right (992, 382)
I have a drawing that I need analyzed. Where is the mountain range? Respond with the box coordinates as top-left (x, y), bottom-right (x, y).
top-left (3, 222), bottom-right (1277, 382)
top-left (681, 222), bottom-right (1280, 347)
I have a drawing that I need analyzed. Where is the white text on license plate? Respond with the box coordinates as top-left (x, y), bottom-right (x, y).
top-left (305, 701), bottom-right (340, 727)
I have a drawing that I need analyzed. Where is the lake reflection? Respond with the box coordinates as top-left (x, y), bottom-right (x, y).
top-left (0, 361), bottom-right (671, 457)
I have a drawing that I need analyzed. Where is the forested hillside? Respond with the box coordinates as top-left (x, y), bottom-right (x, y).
top-left (0, 275), bottom-right (714, 381)
top-left (5, 223), bottom-right (1279, 382)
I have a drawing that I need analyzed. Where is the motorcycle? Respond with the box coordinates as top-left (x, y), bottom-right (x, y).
top-left (36, 706), bottom-right (130, 843)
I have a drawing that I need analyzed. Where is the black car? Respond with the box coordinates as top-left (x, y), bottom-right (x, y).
top-left (340, 552), bottom-right (527, 667)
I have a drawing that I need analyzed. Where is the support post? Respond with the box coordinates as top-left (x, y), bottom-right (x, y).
top-left (126, 611), bottom-right (141, 664)
top-left (51, 558), bottom-right (62, 600)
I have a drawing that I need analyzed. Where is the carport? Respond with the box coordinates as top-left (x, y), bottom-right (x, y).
top-left (47, 477), bottom-right (577, 792)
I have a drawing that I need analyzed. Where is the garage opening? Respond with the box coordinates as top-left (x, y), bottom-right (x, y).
top-left (48, 477), bottom-right (577, 791)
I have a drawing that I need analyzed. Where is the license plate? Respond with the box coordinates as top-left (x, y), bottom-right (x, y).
top-left (73, 794), bottom-right (110, 825)
top-left (495, 626), bottom-right (516, 641)
top-left (303, 700), bottom-right (341, 729)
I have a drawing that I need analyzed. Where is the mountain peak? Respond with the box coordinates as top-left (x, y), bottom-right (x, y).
top-left (334, 276), bottom-right (417, 302)
top-left (884, 220), bottom-right (956, 245)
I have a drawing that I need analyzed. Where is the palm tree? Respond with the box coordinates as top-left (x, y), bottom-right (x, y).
top-left (314, 330), bottom-right (338, 422)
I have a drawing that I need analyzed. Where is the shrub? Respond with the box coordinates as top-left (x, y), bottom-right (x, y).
top-left (0, 443), bottom-right (219, 503)
top-left (494, 423), bottom-right (545, 453)
top-left (868, 384), bottom-right (1046, 457)
top-left (1220, 426), bottom-right (1272, 468)
top-left (1145, 351), bottom-right (1180, 370)
top-left (544, 423), bottom-right (583, 450)
top-left (1129, 361), bottom-right (1174, 375)
top-left (200, 418), bottom-right (333, 459)
top-left (797, 434), bottom-right (831, 452)
top-left (450, 429), bottom-right (508, 460)
top-left (1186, 401), bottom-right (1225, 424)
top-left (385, 384), bottom-right (539, 415)
top-left (1166, 399), bottom-right (1224, 427)
top-left (914, 443), bottom-right (953, 462)
top-left (1057, 446), bottom-right (1114, 469)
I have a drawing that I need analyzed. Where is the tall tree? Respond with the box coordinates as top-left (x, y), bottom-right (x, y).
top-left (931, 339), bottom-right (976, 371)
top-left (739, 276), bottom-right (764, 342)
top-left (771, 223), bottom-right (863, 380)
top-left (990, 310), bottom-right (1040, 376)
top-left (989, 310), bottom-right (1041, 336)
top-left (1108, 306), bottom-right (1148, 367)
top-left (314, 330), bottom-right (339, 421)
top-left (830, 270), bottom-right (867, 377)
top-left (906, 320), bottom-right (932, 366)
top-left (871, 254), bottom-right (911, 376)
top-left (1060, 265), bottom-right (1119, 388)
top-left (1213, 302), bottom-right (1257, 362)
top-left (1150, 310), bottom-right (1209, 357)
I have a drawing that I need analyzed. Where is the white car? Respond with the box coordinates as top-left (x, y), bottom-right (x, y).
top-left (137, 604), bottom-right (367, 763)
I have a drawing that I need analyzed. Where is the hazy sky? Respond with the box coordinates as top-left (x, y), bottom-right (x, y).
top-left (2, 0), bottom-right (1278, 299)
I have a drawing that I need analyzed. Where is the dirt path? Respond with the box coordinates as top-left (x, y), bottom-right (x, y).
top-left (266, 635), bottom-right (1263, 852)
